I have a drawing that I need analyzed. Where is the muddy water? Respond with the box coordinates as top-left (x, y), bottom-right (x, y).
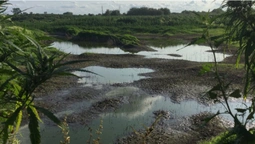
top-left (18, 86), bottom-right (250, 144)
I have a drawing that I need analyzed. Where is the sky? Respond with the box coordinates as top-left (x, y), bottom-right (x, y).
top-left (6, 0), bottom-right (223, 15)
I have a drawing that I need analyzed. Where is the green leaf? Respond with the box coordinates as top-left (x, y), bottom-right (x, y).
top-left (22, 34), bottom-right (47, 63)
top-left (33, 106), bottom-right (63, 128)
top-left (29, 105), bottom-right (42, 123)
top-left (4, 39), bottom-right (24, 53)
top-left (1, 106), bottom-right (23, 144)
top-left (2, 125), bottom-right (8, 144)
top-left (72, 68), bottom-right (100, 76)
top-left (6, 62), bottom-right (26, 76)
top-left (53, 72), bottom-right (80, 78)
top-left (229, 89), bottom-right (242, 98)
top-left (15, 110), bottom-right (22, 133)
top-left (27, 106), bottom-right (41, 144)
top-left (199, 63), bottom-right (213, 75)
top-left (0, 74), bottom-right (18, 91)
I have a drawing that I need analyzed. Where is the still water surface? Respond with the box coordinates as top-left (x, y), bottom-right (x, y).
top-left (73, 66), bottom-right (154, 86)
top-left (51, 41), bottom-right (230, 62)
top-left (51, 41), bottom-right (129, 55)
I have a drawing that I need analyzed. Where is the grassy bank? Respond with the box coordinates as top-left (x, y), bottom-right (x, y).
top-left (10, 13), bottom-right (226, 48)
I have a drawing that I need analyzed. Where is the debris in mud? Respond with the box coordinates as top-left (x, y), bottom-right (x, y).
top-left (92, 98), bottom-right (122, 111)
top-left (116, 121), bottom-right (190, 144)
top-left (153, 110), bottom-right (170, 119)
top-left (168, 54), bottom-right (182, 57)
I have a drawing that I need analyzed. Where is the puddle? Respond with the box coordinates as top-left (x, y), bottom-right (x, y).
top-left (18, 86), bottom-right (251, 144)
top-left (73, 66), bottom-right (154, 86)
top-left (137, 45), bottom-right (231, 62)
top-left (50, 41), bottom-right (129, 55)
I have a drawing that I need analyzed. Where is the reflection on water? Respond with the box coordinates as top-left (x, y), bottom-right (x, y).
top-left (51, 41), bottom-right (231, 62)
top-left (50, 41), bottom-right (129, 55)
top-left (19, 86), bottom-right (251, 144)
top-left (73, 66), bottom-right (154, 86)
top-left (137, 45), bottom-right (231, 62)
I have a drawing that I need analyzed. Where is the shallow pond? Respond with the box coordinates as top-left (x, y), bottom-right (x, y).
top-left (51, 41), bottom-right (230, 62)
top-left (73, 66), bottom-right (154, 86)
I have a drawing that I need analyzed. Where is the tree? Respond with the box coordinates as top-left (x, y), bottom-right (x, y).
top-left (104, 9), bottom-right (111, 16)
top-left (63, 12), bottom-right (73, 15)
top-left (103, 9), bottom-right (120, 16)
top-left (159, 8), bottom-right (171, 15)
top-left (127, 7), bottom-right (165, 16)
top-left (12, 7), bottom-right (21, 15)
top-left (211, 8), bottom-right (224, 14)
top-left (111, 10), bottom-right (120, 16)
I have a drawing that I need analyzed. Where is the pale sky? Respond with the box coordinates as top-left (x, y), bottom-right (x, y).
top-left (7, 0), bottom-right (223, 15)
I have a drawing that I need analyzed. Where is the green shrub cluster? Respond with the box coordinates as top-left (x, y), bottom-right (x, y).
top-left (72, 30), bottom-right (139, 47)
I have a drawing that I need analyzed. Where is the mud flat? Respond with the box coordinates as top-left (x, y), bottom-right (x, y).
top-left (21, 39), bottom-right (245, 144)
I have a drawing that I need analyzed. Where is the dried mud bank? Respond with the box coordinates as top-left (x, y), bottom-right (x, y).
top-left (33, 48), bottom-right (243, 143)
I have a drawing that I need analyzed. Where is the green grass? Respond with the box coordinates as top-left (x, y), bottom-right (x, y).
top-left (208, 28), bottom-right (225, 36)
top-left (199, 131), bottom-right (237, 144)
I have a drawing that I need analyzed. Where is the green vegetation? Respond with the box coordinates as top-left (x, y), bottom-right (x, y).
top-left (72, 30), bottom-right (139, 47)
top-left (0, 1), bottom-right (90, 144)
top-left (10, 9), bottom-right (225, 48)
top-left (200, 132), bottom-right (237, 144)
top-left (11, 11), bottom-right (220, 36)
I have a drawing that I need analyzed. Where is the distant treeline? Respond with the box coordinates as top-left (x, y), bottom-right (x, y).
top-left (11, 7), bottom-right (224, 37)
top-left (126, 7), bottom-right (170, 15)
top-left (11, 14), bottom-right (203, 34)
top-left (102, 7), bottom-right (171, 16)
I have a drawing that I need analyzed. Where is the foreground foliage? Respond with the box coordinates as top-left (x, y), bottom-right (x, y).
top-left (0, 1), bottom-right (90, 144)
top-left (193, 0), bottom-right (255, 143)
